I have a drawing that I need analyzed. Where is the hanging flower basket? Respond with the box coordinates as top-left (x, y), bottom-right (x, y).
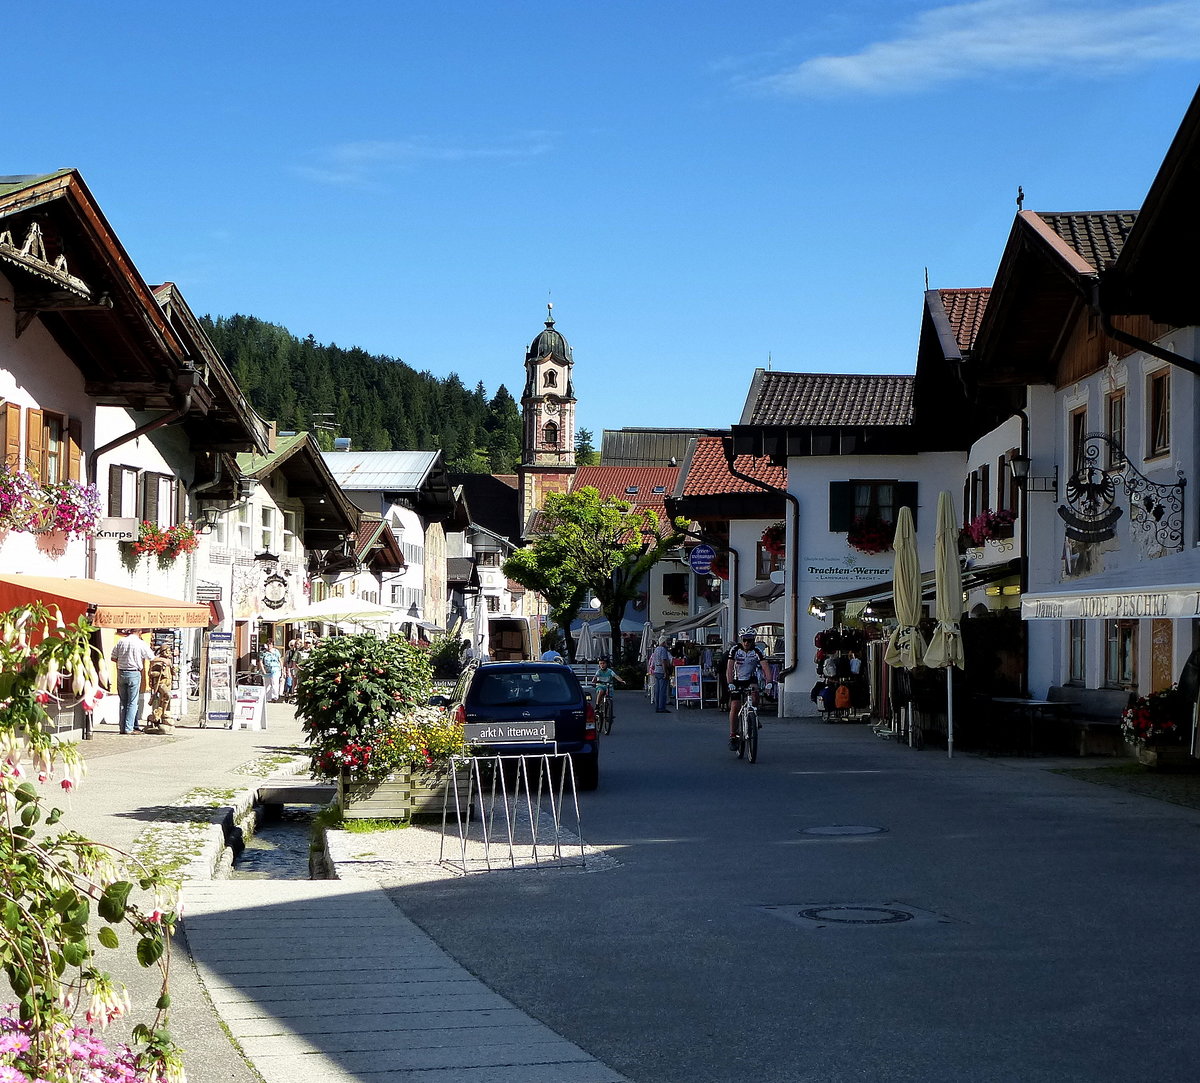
top-left (847, 516), bottom-right (893, 555)
top-left (0, 467), bottom-right (101, 538)
top-left (710, 551), bottom-right (729, 581)
top-left (761, 522), bottom-right (785, 556)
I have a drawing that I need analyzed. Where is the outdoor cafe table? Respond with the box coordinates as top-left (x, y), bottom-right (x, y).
top-left (988, 697), bottom-right (1079, 755)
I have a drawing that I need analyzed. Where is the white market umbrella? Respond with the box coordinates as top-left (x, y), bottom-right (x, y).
top-left (273, 596), bottom-right (402, 624)
top-left (639, 621), bottom-right (653, 663)
top-left (925, 491), bottom-right (966, 758)
top-left (576, 620), bottom-right (597, 663)
top-left (472, 597), bottom-right (489, 661)
top-left (884, 506), bottom-right (926, 745)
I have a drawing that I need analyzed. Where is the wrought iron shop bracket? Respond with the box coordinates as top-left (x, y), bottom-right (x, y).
top-left (1057, 432), bottom-right (1185, 551)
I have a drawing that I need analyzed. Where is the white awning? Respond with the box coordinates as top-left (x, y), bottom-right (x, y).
top-left (740, 580), bottom-right (784, 611)
top-left (1022, 583), bottom-right (1200, 621)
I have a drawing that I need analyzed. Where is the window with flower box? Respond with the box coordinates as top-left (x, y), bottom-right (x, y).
top-left (828, 480), bottom-right (917, 531)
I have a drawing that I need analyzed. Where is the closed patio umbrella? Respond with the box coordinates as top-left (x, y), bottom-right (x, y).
top-left (576, 620), bottom-right (597, 663)
top-left (639, 621), bottom-right (653, 663)
top-left (925, 491), bottom-right (965, 758)
top-left (884, 506), bottom-right (926, 745)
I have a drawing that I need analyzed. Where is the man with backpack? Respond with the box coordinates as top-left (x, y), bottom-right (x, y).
top-left (726, 628), bottom-right (772, 750)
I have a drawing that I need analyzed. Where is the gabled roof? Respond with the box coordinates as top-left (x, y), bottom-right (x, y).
top-left (935, 288), bottom-right (990, 357)
top-left (572, 465), bottom-right (680, 516)
top-left (739, 371), bottom-right (913, 427)
top-left (237, 432), bottom-right (358, 549)
top-left (321, 449), bottom-right (455, 520)
top-left (353, 513), bottom-right (405, 571)
top-left (0, 170), bottom-right (267, 453)
top-left (676, 436), bottom-right (785, 497)
top-left (971, 210), bottom-right (1137, 385)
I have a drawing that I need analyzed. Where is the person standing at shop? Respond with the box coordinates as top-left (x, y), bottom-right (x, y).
top-left (648, 635), bottom-right (673, 713)
top-left (110, 629), bottom-right (154, 734)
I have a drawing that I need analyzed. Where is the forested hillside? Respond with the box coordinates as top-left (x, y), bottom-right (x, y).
top-left (201, 314), bottom-right (524, 472)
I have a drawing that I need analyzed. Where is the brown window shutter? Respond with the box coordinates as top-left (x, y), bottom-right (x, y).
top-left (140, 472), bottom-right (159, 524)
top-left (25, 408), bottom-right (44, 479)
top-left (2, 402), bottom-right (20, 467)
top-left (175, 480), bottom-right (187, 527)
top-left (67, 418), bottom-right (82, 482)
top-left (108, 465), bottom-right (124, 517)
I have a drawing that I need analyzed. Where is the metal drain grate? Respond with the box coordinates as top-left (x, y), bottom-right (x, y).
top-left (758, 902), bottom-right (952, 930)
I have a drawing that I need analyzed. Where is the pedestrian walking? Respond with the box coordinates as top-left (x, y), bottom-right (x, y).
top-left (259, 641), bottom-right (283, 702)
top-left (110, 628), bottom-right (154, 734)
top-left (648, 635), bottom-right (673, 712)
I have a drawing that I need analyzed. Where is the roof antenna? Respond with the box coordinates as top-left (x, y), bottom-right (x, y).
top-left (767, 352), bottom-right (773, 371)
top-left (1016, 185), bottom-right (1024, 211)
top-left (924, 266), bottom-right (929, 290)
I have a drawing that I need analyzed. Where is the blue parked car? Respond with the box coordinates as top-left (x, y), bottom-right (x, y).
top-left (437, 661), bottom-right (600, 790)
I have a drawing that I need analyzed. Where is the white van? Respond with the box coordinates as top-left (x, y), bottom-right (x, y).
top-left (487, 615), bottom-right (541, 662)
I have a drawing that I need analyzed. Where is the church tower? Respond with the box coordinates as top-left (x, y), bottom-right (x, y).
top-left (517, 303), bottom-right (577, 533)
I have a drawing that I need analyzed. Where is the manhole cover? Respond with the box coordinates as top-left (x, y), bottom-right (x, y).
top-left (797, 905), bottom-right (912, 925)
top-left (801, 825), bottom-right (886, 836)
top-left (758, 903), bottom-right (952, 930)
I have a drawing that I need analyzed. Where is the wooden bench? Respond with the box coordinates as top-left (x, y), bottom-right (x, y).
top-left (1046, 686), bottom-right (1132, 756)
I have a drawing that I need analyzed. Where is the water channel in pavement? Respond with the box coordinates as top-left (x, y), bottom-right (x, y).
top-left (231, 805), bottom-right (323, 880)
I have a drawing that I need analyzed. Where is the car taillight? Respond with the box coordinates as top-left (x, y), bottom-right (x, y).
top-left (585, 700), bottom-right (596, 739)
top-left (454, 704), bottom-right (466, 725)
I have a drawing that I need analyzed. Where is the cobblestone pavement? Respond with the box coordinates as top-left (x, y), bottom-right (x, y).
top-left (1051, 760), bottom-right (1200, 810)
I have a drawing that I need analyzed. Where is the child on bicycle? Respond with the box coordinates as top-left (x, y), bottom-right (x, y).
top-left (592, 656), bottom-right (625, 714)
top-left (727, 628), bottom-right (771, 750)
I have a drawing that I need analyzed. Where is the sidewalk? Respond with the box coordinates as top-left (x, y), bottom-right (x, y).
top-left (56, 702), bottom-right (629, 1083)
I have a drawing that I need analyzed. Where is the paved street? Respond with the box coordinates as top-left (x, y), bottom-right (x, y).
top-left (47, 691), bottom-right (1200, 1082)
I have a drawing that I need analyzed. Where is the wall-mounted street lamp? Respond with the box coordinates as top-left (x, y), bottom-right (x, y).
top-left (1007, 452), bottom-right (1058, 497)
top-left (193, 505), bottom-right (221, 535)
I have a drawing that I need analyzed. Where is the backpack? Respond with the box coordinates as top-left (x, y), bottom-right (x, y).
top-left (819, 685), bottom-right (838, 711)
top-left (834, 683), bottom-right (852, 710)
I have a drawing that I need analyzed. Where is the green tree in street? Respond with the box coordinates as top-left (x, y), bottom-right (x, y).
top-left (505, 487), bottom-right (685, 662)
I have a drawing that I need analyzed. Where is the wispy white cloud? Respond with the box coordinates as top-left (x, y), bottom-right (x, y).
top-left (752, 1), bottom-right (1200, 97)
top-left (296, 133), bottom-right (554, 189)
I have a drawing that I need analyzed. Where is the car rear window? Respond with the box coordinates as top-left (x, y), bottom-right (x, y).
top-left (472, 670), bottom-right (579, 708)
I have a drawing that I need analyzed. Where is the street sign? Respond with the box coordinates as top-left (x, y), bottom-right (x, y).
top-left (196, 585), bottom-right (223, 601)
top-left (687, 544), bottom-right (716, 574)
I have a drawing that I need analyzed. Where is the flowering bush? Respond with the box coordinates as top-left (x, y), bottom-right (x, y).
top-left (129, 522), bottom-right (198, 565)
top-left (847, 517), bottom-right (893, 555)
top-left (0, 604), bottom-right (183, 1083)
top-left (0, 465), bottom-right (42, 531)
top-left (1121, 685), bottom-right (1191, 747)
top-left (962, 507), bottom-right (1017, 547)
top-left (760, 522), bottom-right (785, 557)
top-left (297, 633), bottom-right (467, 781)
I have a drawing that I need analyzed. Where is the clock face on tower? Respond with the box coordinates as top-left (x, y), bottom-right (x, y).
top-left (545, 400), bottom-right (559, 414)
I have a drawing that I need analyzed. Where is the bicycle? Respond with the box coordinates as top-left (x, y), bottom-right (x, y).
top-left (731, 682), bottom-right (759, 763)
top-left (594, 687), bottom-right (614, 735)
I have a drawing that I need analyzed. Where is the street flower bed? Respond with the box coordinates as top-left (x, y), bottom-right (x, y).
top-left (297, 632), bottom-right (467, 783)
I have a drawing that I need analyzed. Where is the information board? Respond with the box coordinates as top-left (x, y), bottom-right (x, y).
top-left (674, 664), bottom-right (702, 701)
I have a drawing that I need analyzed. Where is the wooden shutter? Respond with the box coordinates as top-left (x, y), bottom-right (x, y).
top-left (67, 417), bottom-right (82, 482)
top-left (2, 402), bottom-right (21, 467)
top-left (895, 482), bottom-right (918, 530)
top-left (174, 479), bottom-right (187, 526)
top-left (140, 472), bottom-right (159, 524)
top-left (108, 465), bottom-right (124, 517)
top-left (828, 481), bottom-right (853, 531)
top-left (25, 408), bottom-right (44, 479)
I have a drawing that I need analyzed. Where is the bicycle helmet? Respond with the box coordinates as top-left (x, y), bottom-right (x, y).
top-left (738, 627), bottom-right (756, 639)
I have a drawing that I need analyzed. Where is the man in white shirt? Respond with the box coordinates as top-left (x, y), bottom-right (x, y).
top-left (110, 629), bottom-right (155, 734)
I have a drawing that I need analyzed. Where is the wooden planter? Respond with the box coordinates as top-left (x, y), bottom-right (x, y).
top-left (1134, 744), bottom-right (1197, 771)
top-left (337, 765), bottom-right (466, 821)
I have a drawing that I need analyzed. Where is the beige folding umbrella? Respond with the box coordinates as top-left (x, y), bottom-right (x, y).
top-left (884, 506), bottom-right (926, 745)
top-left (925, 491), bottom-right (965, 758)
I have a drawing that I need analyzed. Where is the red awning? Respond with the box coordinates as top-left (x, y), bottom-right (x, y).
top-left (0, 574), bottom-right (211, 628)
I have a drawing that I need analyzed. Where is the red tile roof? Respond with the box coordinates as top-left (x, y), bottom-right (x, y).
top-left (938, 288), bottom-right (990, 354)
top-left (572, 465), bottom-right (680, 515)
top-left (679, 436), bottom-right (785, 497)
top-left (743, 371), bottom-right (913, 427)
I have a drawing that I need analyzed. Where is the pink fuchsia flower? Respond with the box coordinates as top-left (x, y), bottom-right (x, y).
top-left (61, 778), bottom-right (74, 792)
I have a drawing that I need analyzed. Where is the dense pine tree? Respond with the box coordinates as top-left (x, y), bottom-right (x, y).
top-left (202, 314), bottom-right (524, 472)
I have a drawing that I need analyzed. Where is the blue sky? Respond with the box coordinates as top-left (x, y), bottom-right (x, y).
top-left (10, 2), bottom-right (1200, 437)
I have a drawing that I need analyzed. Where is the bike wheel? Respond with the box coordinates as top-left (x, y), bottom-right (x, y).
top-left (745, 707), bottom-right (758, 763)
top-left (736, 708), bottom-right (746, 759)
top-left (602, 697), bottom-right (613, 735)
